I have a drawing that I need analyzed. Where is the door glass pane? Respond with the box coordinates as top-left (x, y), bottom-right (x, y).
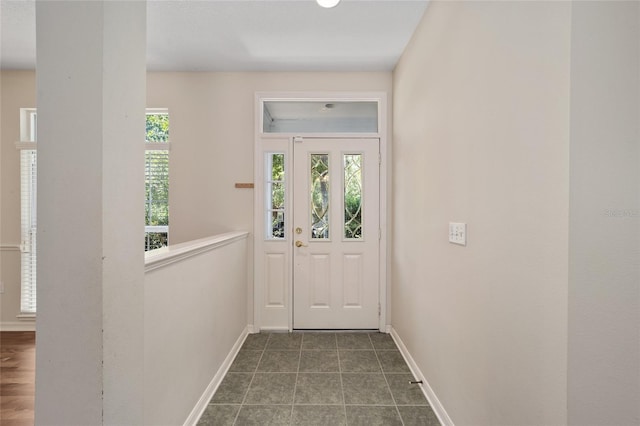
top-left (271, 182), bottom-right (285, 209)
top-left (266, 153), bottom-right (285, 240)
top-left (271, 211), bottom-right (285, 239)
top-left (263, 101), bottom-right (378, 133)
top-left (344, 154), bottom-right (363, 239)
top-left (311, 154), bottom-right (330, 239)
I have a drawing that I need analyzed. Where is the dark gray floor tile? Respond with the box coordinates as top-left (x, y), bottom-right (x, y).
top-left (197, 404), bottom-right (239, 426)
top-left (210, 373), bottom-right (253, 404)
top-left (235, 405), bottom-right (292, 425)
top-left (336, 333), bottom-right (373, 349)
top-left (294, 373), bottom-right (343, 404)
top-left (257, 350), bottom-right (300, 372)
top-left (397, 405), bottom-right (441, 426)
top-left (377, 350), bottom-right (411, 373)
top-left (300, 350), bottom-right (339, 372)
top-left (339, 350), bottom-right (381, 373)
top-left (205, 333), bottom-right (435, 426)
top-left (229, 350), bottom-right (262, 372)
top-left (345, 405), bottom-right (403, 426)
top-left (244, 373), bottom-right (297, 404)
top-left (292, 405), bottom-right (347, 425)
top-left (302, 332), bottom-right (337, 349)
top-left (385, 374), bottom-right (428, 405)
top-left (341, 373), bottom-right (394, 405)
top-left (369, 333), bottom-right (397, 350)
top-left (242, 333), bottom-right (270, 350)
top-left (266, 332), bottom-right (303, 350)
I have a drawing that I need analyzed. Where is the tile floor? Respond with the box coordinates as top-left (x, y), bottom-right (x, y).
top-left (198, 332), bottom-right (441, 425)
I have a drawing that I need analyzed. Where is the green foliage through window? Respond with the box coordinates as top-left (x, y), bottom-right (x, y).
top-left (145, 112), bottom-right (169, 251)
top-left (146, 113), bottom-right (169, 142)
top-left (268, 153), bottom-right (285, 239)
top-left (311, 154), bottom-right (330, 239)
top-left (344, 154), bottom-right (363, 239)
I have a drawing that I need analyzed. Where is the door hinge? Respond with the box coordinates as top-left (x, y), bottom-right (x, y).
top-left (378, 228), bottom-right (382, 241)
top-left (378, 303), bottom-right (381, 317)
top-left (294, 136), bottom-right (303, 143)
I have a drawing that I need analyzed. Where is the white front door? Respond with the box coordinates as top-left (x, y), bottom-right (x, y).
top-left (292, 138), bottom-right (380, 329)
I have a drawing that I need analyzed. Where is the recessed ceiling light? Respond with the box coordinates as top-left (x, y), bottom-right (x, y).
top-left (317, 0), bottom-right (340, 9)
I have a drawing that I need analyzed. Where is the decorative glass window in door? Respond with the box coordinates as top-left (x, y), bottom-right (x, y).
top-left (344, 154), bottom-right (363, 239)
top-left (265, 153), bottom-right (285, 239)
top-left (311, 154), bottom-right (330, 239)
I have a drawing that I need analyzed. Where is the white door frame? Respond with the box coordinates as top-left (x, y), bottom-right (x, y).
top-left (253, 92), bottom-right (389, 332)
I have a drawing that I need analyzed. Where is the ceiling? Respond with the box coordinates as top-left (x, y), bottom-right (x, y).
top-left (0, 0), bottom-right (429, 72)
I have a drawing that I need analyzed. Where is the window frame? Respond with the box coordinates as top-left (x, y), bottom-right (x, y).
top-left (17, 108), bottom-right (37, 316)
top-left (144, 109), bottom-right (170, 251)
top-left (16, 108), bottom-right (171, 316)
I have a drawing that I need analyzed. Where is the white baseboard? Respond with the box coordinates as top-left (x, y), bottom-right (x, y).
top-left (390, 327), bottom-right (454, 426)
top-left (183, 326), bottom-right (250, 426)
top-left (0, 321), bottom-right (36, 332)
top-left (259, 326), bottom-right (289, 332)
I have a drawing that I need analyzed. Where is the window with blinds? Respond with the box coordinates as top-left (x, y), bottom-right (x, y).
top-left (145, 110), bottom-right (170, 251)
top-left (20, 150), bottom-right (37, 314)
top-left (17, 108), bottom-right (170, 316)
top-left (18, 108), bottom-right (37, 315)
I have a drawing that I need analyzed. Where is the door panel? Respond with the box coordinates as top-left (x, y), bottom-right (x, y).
top-left (293, 138), bottom-right (379, 329)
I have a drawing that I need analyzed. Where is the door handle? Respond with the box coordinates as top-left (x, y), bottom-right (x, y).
top-left (295, 241), bottom-right (308, 248)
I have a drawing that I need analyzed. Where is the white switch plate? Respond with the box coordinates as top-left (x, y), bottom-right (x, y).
top-left (449, 222), bottom-right (467, 246)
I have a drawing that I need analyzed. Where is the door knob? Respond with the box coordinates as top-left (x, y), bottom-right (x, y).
top-left (295, 241), bottom-right (308, 248)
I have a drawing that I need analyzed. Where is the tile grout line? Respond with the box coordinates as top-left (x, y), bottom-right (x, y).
top-left (232, 333), bottom-right (270, 426)
top-left (371, 333), bottom-right (406, 426)
top-left (336, 333), bottom-right (348, 425)
top-left (289, 333), bottom-right (304, 425)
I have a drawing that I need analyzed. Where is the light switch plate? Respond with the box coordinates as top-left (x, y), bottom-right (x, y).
top-left (449, 222), bottom-right (466, 246)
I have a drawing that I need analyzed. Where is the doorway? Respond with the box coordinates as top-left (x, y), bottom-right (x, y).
top-left (253, 94), bottom-right (388, 332)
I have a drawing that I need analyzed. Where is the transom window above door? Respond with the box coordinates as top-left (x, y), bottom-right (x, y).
top-left (262, 101), bottom-right (378, 133)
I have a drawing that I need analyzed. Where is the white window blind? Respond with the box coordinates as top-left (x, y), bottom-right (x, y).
top-left (18, 108), bottom-right (37, 315)
top-left (145, 111), bottom-right (170, 251)
top-left (17, 109), bottom-right (170, 316)
top-left (20, 149), bottom-right (37, 314)
top-left (144, 148), bottom-right (169, 251)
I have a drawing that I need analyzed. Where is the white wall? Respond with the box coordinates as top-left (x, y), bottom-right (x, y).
top-left (392, 2), bottom-right (571, 424)
top-left (144, 233), bottom-right (248, 426)
top-left (568, 2), bottom-right (640, 424)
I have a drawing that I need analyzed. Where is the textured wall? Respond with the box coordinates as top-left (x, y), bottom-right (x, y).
top-left (392, 2), bottom-right (571, 424)
top-left (568, 2), bottom-right (640, 424)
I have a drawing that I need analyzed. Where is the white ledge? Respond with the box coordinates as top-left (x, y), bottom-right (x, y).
top-left (144, 231), bottom-right (249, 273)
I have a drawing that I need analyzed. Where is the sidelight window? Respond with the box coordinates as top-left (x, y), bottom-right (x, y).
top-left (265, 153), bottom-right (285, 240)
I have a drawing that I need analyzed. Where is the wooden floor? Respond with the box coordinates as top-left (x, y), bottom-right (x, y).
top-left (1, 332), bottom-right (35, 426)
